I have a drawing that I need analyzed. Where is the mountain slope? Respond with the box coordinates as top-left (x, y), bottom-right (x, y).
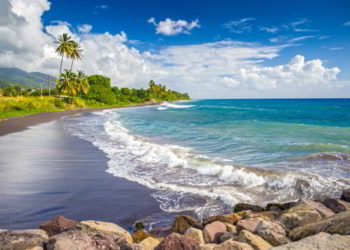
top-left (0, 68), bottom-right (56, 88)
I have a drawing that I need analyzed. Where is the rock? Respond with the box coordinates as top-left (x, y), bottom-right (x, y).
top-left (155, 233), bottom-right (200, 250)
top-left (238, 230), bottom-right (272, 250)
top-left (203, 221), bottom-right (227, 243)
top-left (139, 237), bottom-right (161, 250)
top-left (185, 227), bottom-right (205, 244)
top-left (321, 198), bottom-right (350, 213)
top-left (219, 232), bottom-right (238, 243)
top-left (246, 211), bottom-right (280, 221)
top-left (266, 202), bottom-right (298, 212)
top-left (203, 213), bottom-right (242, 225)
top-left (234, 203), bottom-right (264, 213)
top-left (46, 229), bottom-right (134, 250)
top-left (341, 189), bottom-right (350, 203)
top-left (39, 216), bottom-right (78, 237)
top-left (223, 223), bottom-right (237, 234)
top-left (297, 200), bottom-right (335, 218)
top-left (149, 226), bottom-right (172, 238)
top-left (271, 232), bottom-right (350, 250)
top-left (236, 218), bottom-right (265, 233)
top-left (255, 220), bottom-right (289, 246)
top-left (78, 220), bottom-right (133, 244)
top-left (0, 230), bottom-right (48, 250)
top-left (200, 240), bottom-right (254, 250)
top-left (171, 215), bottom-right (203, 234)
top-left (289, 210), bottom-right (350, 241)
top-left (132, 229), bottom-right (152, 243)
top-left (135, 221), bottom-right (145, 231)
top-left (278, 205), bottom-right (321, 230)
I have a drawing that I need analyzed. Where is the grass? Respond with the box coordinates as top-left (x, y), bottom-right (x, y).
top-left (0, 96), bottom-right (151, 120)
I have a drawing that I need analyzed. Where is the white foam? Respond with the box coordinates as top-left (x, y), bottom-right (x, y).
top-left (157, 107), bottom-right (168, 110)
top-left (162, 102), bottom-right (194, 109)
top-left (65, 110), bottom-right (350, 214)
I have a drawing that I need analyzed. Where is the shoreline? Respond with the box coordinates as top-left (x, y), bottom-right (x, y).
top-left (0, 101), bottom-right (161, 137)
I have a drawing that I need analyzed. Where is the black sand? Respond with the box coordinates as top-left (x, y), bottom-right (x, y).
top-left (0, 117), bottom-right (161, 229)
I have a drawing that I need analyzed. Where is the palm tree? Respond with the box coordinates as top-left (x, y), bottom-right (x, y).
top-left (70, 41), bottom-right (84, 71)
top-left (56, 69), bottom-right (78, 96)
top-left (76, 70), bottom-right (90, 95)
top-left (55, 33), bottom-right (74, 77)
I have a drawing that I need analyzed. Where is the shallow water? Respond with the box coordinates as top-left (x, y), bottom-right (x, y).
top-left (66, 99), bottom-right (350, 219)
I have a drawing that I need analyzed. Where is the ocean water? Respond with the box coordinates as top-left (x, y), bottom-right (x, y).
top-left (66, 99), bottom-right (350, 219)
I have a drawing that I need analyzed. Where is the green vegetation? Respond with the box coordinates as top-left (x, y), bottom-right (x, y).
top-left (0, 32), bottom-right (190, 120)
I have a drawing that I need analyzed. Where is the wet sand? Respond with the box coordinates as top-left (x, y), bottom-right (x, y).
top-left (0, 112), bottom-right (162, 229)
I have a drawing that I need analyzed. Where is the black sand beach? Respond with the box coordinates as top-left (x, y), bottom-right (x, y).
top-left (0, 113), bottom-right (162, 229)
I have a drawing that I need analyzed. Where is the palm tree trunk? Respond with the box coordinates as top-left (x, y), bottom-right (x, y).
top-left (59, 54), bottom-right (64, 77)
top-left (71, 60), bottom-right (74, 71)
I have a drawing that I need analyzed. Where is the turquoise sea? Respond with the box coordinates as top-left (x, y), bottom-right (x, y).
top-left (68, 99), bottom-right (350, 218)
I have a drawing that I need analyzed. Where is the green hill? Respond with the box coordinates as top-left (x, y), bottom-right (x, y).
top-left (0, 68), bottom-right (56, 88)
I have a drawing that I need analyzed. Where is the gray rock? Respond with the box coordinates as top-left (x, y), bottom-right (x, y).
top-left (289, 210), bottom-right (350, 241)
top-left (271, 232), bottom-right (350, 250)
top-left (234, 203), bottom-right (264, 213)
top-left (321, 198), bottom-right (350, 213)
top-left (0, 229), bottom-right (47, 250)
top-left (341, 189), bottom-right (350, 203)
top-left (46, 229), bottom-right (135, 250)
top-left (219, 232), bottom-right (238, 243)
top-left (255, 220), bottom-right (289, 246)
top-left (278, 205), bottom-right (321, 230)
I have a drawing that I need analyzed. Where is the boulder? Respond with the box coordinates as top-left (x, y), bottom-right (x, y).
top-left (321, 198), bottom-right (350, 213)
top-left (234, 203), bottom-right (265, 213)
top-left (236, 218), bottom-right (265, 233)
top-left (271, 232), bottom-right (350, 250)
top-left (266, 202), bottom-right (298, 212)
top-left (135, 221), bottom-right (145, 231)
top-left (150, 226), bottom-right (172, 238)
top-left (238, 230), bottom-right (272, 250)
top-left (45, 229), bottom-right (133, 250)
top-left (139, 237), bottom-right (161, 250)
top-left (289, 210), bottom-right (350, 241)
top-left (171, 215), bottom-right (203, 234)
top-left (341, 189), bottom-right (350, 203)
top-left (155, 233), bottom-right (200, 250)
top-left (246, 211), bottom-right (280, 221)
top-left (223, 223), bottom-right (237, 234)
top-left (185, 227), bottom-right (205, 244)
top-left (203, 221), bottom-right (227, 243)
top-left (78, 220), bottom-right (133, 244)
top-left (132, 229), bottom-right (152, 243)
top-left (219, 232), bottom-right (238, 243)
top-left (39, 216), bottom-right (78, 237)
top-left (278, 205), bottom-right (321, 230)
top-left (255, 220), bottom-right (289, 246)
top-left (200, 240), bottom-right (254, 250)
top-left (297, 200), bottom-right (335, 218)
top-left (0, 229), bottom-right (48, 250)
top-left (203, 213), bottom-right (242, 225)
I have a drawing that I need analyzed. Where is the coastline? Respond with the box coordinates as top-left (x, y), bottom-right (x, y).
top-left (0, 115), bottom-right (163, 230)
top-left (0, 101), bottom-right (160, 137)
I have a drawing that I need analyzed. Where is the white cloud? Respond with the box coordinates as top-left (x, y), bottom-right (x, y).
top-left (291, 18), bottom-right (309, 27)
top-left (224, 18), bottom-right (255, 33)
top-left (319, 35), bottom-right (331, 40)
top-left (260, 26), bottom-right (279, 33)
top-left (329, 47), bottom-right (343, 51)
top-left (0, 0), bottom-right (346, 98)
top-left (294, 28), bottom-right (318, 32)
top-left (343, 21), bottom-right (350, 26)
top-left (148, 17), bottom-right (200, 36)
top-left (77, 24), bottom-right (93, 33)
top-left (94, 4), bottom-right (109, 10)
top-left (287, 35), bottom-right (314, 43)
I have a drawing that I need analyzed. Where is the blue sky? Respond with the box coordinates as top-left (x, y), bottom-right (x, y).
top-left (43, 0), bottom-right (350, 75)
top-left (1, 0), bottom-right (350, 98)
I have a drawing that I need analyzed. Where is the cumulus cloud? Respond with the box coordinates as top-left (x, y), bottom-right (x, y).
top-left (77, 24), bottom-right (93, 33)
top-left (148, 17), bottom-right (200, 36)
top-left (0, 0), bottom-right (346, 98)
top-left (224, 18), bottom-right (255, 33)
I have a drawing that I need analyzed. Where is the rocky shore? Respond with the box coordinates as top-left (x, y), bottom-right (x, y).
top-left (1, 189), bottom-right (350, 250)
